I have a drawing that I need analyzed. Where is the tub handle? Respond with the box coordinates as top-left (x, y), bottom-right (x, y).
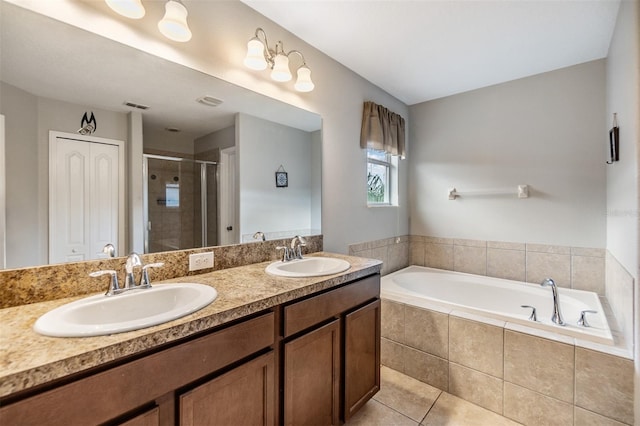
top-left (521, 305), bottom-right (537, 322)
top-left (578, 310), bottom-right (598, 327)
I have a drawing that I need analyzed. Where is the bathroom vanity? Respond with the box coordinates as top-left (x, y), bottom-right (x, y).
top-left (0, 254), bottom-right (381, 426)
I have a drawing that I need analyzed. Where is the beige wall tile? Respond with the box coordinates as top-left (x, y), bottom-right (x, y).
top-left (526, 243), bottom-right (571, 255)
top-left (423, 236), bottom-right (454, 245)
top-left (574, 407), bottom-right (630, 426)
top-left (423, 393), bottom-right (520, 426)
top-left (453, 245), bottom-right (487, 275)
top-left (605, 252), bottom-right (634, 351)
top-left (488, 241), bottom-right (526, 251)
top-left (571, 255), bottom-right (605, 294)
top-left (371, 246), bottom-right (389, 275)
top-left (388, 241), bottom-right (410, 273)
top-left (453, 238), bottom-right (487, 248)
top-left (575, 348), bottom-right (634, 425)
top-left (381, 338), bottom-right (405, 373)
top-left (487, 248), bottom-right (526, 281)
top-left (448, 363), bottom-right (503, 414)
top-left (525, 251), bottom-right (571, 287)
top-left (405, 306), bottom-right (449, 359)
top-left (375, 366), bottom-right (441, 422)
top-left (504, 331), bottom-right (574, 403)
top-left (403, 346), bottom-right (449, 391)
top-left (449, 316), bottom-right (503, 378)
top-left (410, 242), bottom-right (425, 266)
top-left (571, 247), bottom-right (605, 257)
top-left (424, 243), bottom-right (453, 270)
top-left (503, 382), bottom-right (573, 426)
top-left (382, 300), bottom-right (405, 343)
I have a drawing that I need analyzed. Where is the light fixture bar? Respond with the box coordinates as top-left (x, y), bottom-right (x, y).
top-left (244, 27), bottom-right (314, 92)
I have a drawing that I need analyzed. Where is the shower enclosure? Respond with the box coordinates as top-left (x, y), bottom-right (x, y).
top-left (143, 155), bottom-right (218, 253)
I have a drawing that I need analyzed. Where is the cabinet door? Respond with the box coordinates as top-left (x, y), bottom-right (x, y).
top-left (284, 319), bottom-right (340, 426)
top-left (180, 351), bottom-right (275, 426)
top-left (118, 407), bottom-right (160, 426)
top-left (344, 299), bottom-right (381, 421)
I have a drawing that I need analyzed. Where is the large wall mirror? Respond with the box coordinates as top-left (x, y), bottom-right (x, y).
top-left (0, 2), bottom-right (322, 269)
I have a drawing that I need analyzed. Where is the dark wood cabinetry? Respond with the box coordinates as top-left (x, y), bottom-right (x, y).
top-left (282, 274), bottom-right (381, 425)
top-left (0, 273), bottom-right (380, 426)
top-left (180, 351), bottom-right (275, 426)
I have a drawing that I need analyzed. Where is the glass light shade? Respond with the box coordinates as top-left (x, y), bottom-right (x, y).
top-left (158, 0), bottom-right (192, 42)
top-left (244, 38), bottom-right (268, 70)
top-left (270, 54), bottom-right (292, 82)
top-left (294, 65), bottom-right (314, 92)
top-left (105, 0), bottom-right (145, 19)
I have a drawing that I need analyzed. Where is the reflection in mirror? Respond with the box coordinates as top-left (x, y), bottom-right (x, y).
top-left (0, 2), bottom-right (322, 269)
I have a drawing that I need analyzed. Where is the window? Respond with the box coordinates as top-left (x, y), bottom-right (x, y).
top-left (367, 148), bottom-right (392, 205)
top-left (165, 183), bottom-right (180, 207)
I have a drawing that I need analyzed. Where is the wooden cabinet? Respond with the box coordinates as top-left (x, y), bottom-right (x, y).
top-left (282, 274), bottom-right (381, 425)
top-left (180, 351), bottom-right (275, 426)
top-left (283, 319), bottom-right (341, 426)
top-left (344, 299), bottom-right (381, 421)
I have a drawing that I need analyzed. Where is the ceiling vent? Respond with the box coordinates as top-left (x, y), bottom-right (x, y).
top-left (197, 96), bottom-right (223, 107)
top-left (124, 101), bottom-right (150, 110)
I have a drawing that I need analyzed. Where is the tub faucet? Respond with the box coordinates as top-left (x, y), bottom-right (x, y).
top-left (541, 278), bottom-right (565, 326)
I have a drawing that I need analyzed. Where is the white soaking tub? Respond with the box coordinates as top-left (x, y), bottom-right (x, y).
top-left (381, 266), bottom-right (613, 345)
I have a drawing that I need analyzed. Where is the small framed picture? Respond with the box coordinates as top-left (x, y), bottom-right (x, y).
top-left (275, 171), bottom-right (288, 188)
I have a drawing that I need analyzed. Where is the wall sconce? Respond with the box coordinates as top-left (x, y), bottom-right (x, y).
top-left (105, 0), bottom-right (192, 42)
top-left (244, 28), bottom-right (314, 92)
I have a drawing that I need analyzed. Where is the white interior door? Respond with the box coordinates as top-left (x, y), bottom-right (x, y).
top-left (219, 147), bottom-right (238, 245)
top-left (49, 132), bottom-right (124, 263)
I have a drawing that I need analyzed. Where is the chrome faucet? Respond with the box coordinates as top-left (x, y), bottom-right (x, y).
top-left (541, 278), bottom-right (565, 325)
top-left (125, 252), bottom-right (143, 289)
top-left (253, 231), bottom-right (266, 241)
top-left (290, 235), bottom-right (307, 260)
top-left (276, 236), bottom-right (307, 262)
top-left (90, 253), bottom-right (163, 296)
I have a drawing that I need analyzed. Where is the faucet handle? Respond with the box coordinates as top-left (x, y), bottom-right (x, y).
top-left (521, 305), bottom-right (538, 322)
top-left (276, 246), bottom-right (290, 262)
top-left (577, 310), bottom-right (598, 327)
top-left (89, 270), bottom-right (120, 296)
top-left (140, 262), bottom-right (164, 288)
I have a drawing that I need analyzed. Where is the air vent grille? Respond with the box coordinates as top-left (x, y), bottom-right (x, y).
top-left (124, 101), bottom-right (150, 110)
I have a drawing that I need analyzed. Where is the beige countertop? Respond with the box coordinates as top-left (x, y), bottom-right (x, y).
top-left (0, 253), bottom-right (382, 398)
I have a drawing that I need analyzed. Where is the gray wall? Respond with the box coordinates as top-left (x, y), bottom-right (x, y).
top-left (237, 113), bottom-right (313, 239)
top-left (1, 82), bottom-right (128, 267)
top-left (409, 60), bottom-right (606, 248)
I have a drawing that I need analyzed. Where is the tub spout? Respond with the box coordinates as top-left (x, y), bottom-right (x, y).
top-left (541, 278), bottom-right (565, 326)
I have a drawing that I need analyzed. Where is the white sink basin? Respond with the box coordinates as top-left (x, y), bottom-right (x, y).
top-left (34, 283), bottom-right (217, 337)
top-left (266, 257), bottom-right (351, 277)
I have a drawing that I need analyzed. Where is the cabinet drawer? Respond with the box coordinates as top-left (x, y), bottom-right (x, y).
top-left (284, 275), bottom-right (380, 337)
top-left (0, 312), bottom-right (274, 426)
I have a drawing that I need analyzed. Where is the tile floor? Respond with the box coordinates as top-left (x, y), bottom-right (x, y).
top-left (347, 366), bottom-right (522, 426)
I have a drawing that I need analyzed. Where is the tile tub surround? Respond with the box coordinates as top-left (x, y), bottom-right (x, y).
top-left (409, 236), bottom-right (606, 295)
top-left (349, 236), bottom-right (410, 276)
top-left (0, 252), bottom-right (381, 398)
top-left (381, 300), bottom-right (635, 425)
top-left (0, 235), bottom-right (323, 308)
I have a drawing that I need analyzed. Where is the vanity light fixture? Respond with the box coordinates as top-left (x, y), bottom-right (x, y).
top-left (104, 0), bottom-right (191, 42)
top-left (244, 28), bottom-right (314, 92)
top-left (105, 0), bottom-right (146, 19)
top-left (158, 0), bottom-right (192, 42)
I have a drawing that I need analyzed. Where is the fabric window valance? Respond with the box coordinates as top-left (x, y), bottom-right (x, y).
top-left (360, 101), bottom-right (406, 158)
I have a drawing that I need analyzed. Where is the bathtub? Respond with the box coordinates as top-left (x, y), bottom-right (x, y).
top-left (381, 266), bottom-right (613, 345)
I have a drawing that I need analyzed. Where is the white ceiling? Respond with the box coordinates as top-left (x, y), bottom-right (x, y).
top-left (242, 0), bottom-right (621, 105)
